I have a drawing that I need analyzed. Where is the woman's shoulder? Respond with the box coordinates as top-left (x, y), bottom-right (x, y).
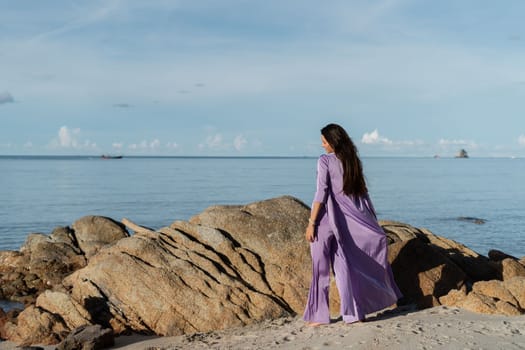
top-left (318, 153), bottom-right (337, 161)
top-left (318, 153), bottom-right (337, 167)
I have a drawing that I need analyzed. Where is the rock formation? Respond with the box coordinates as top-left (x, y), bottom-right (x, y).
top-left (1, 196), bottom-right (524, 346)
top-left (0, 216), bottom-right (128, 305)
top-left (1, 197), bottom-right (310, 345)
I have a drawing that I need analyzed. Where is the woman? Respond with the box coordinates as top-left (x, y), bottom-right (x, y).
top-left (303, 123), bottom-right (402, 326)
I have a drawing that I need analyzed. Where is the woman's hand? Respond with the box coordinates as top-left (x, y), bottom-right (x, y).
top-left (305, 224), bottom-right (316, 242)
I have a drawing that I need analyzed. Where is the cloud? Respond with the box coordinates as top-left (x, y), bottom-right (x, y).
top-left (150, 139), bottom-right (160, 149)
top-left (128, 139), bottom-right (162, 151)
top-left (28, 1), bottom-right (120, 43)
top-left (439, 138), bottom-right (469, 146)
top-left (199, 133), bottom-right (225, 150)
top-left (198, 132), bottom-right (249, 152)
top-left (361, 129), bottom-right (392, 145)
top-left (233, 134), bottom-right (247, 151)
top-left (113, 103), bottom-right (132, 108)
top-left (58, 126), bottom-right (79, 147)
top-left (438, 138), bottom-right (478, 149)
top-left (166, 142), bottom-right (179, 149)
top-left (112, 142), bottom-right (123, 150)
top-left (519, 135), bottom-right (525, 146)
top-left (49, 126), bottom-right (97, 150)
top-left (24, 141), bottom-right (33, 148)
top-left (0, 92), bottom-right (14, 105)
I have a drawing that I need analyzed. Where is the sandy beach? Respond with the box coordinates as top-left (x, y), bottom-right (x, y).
top-left (111, 305), bottom-right (525, 350)
top-left (4, 305), bottom-right (522, 350)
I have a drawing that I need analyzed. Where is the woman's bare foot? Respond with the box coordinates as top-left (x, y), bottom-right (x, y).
top-left (306, 322), bottom-right (324, 327)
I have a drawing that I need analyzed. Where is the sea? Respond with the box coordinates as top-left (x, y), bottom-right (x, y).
top-left (0, 155), bottom-right (524, 257)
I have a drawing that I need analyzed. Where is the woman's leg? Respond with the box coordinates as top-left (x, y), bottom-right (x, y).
top-left (303, 225), bottom-right (336, 324)
top-left (333, 245), bottom-right (365, 323)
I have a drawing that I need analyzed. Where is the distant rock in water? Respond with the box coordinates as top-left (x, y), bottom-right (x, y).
top-left (457, 216), bottom-right (487, 225)
top-left (455, 149), bottom-right (469, 158)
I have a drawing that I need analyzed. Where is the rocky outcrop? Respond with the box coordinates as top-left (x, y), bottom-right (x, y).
top-left (2, 196), bottom-right (310, 344)
top-left (439, 252), bottom-right (525, 315)
top-left (2, 197), bottom-right (524, 346)
top-left (440, 277), bottom-right (525, 316)
top-left (382, 221), bottom-right (499, 282)
top-left (0, 217), bottom-right (128, 305)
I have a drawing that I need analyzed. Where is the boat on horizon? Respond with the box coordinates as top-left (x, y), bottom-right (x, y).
top-left (101, 155), bottom-right (123, 159)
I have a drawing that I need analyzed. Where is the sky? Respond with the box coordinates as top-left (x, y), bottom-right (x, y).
top-left (1, 0), bottom-right (525, 157)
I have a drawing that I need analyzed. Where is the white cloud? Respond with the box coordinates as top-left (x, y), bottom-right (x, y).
top-left (166, 142), bottom-right (179, 149)
top-left (439, 138), bottom-right (468, 146)
top-left (233, 134), bottom-right (247, 151)
top-left (24, 141), bottom-right (33, 148)
top-left (0, 92), bottom-right (14, 105)
top-left (198, 133), bottom-right (228, 151)
top-left (150, 139), bottom-right (160, 149)
top-left (129, 140), bottom-right (148, 150)
top-left (518, 135), bottom-right (525, 146)
top-left (207, 134), bottom-right (223, 149)
top-left (361, 129), bottom-right (392, 145)
top-left (49, 126), bottom-right (96, 150)
top-left (127, 138), bottom-right (168, 152)
top-left (439, 138), bottom-right (478, 149)
top-left (112, 142), bottom-right (123, 150)
top-left (58, 126), bottom-right (77, 148)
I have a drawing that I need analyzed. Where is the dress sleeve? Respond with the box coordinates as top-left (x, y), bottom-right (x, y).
top-left (313, 155), bottom-right (330, 204)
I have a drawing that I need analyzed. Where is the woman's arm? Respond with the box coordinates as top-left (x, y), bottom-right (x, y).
top-left (305, 201), bottom-right (323, 242)
top-left (305, 155), bottom-right (330, 242)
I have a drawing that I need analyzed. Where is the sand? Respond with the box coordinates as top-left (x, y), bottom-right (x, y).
top-left (2, 305), bottom-right (525, 350)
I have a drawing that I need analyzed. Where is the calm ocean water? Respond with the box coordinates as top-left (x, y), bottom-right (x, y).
top-left (1, 156), bottom-right (524, 258)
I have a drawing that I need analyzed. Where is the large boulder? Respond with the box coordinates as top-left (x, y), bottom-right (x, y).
top-left (71, 216), bottom-right (129, 258)
top-left (187, 196), bottom-right (312, 312)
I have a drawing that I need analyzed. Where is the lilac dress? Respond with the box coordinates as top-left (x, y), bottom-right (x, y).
top-left (303, 153), bottom-right (402, 323)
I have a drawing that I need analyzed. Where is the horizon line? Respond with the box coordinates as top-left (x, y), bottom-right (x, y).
top-left (1, 154), bottom-right (523, 160)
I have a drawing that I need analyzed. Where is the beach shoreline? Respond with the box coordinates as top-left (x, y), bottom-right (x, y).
top-left (112, 305), bottom-right (525, 350)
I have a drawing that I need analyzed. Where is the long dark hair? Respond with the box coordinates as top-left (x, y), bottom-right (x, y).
top-left (321, 123), bottom-right (368, 197)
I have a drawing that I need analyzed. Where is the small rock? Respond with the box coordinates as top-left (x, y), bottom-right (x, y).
top-left (57, 324), bottom-right (114, 350)
top-left (457, 217), bottom-right (486, 225)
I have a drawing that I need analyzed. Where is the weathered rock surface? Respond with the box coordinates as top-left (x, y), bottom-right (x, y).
top-left (0, 217), bottom-right (128, 304)
top-left (2, 197), bottom-right (524, 346)
top-left (1, 305), bottom-right (68, 345)
top-left (382, 221), bottom-right (499, 282)
top-left (440, 277), bottom-right (525, 316)
top-left (498, 258), bottom-right (525, 280)
top-left (56, 325), bottom-right (114, 350)
top-left (72, 216), bottom-right (129, 258)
